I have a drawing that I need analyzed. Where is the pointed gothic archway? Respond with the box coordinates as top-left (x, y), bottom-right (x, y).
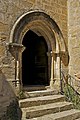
top-left (9, 10), bottom-right (68, 92)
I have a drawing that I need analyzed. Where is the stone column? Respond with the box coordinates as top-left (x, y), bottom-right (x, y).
top-left (55, 40), bottom-right (61, 92)
top-left (16, 60), bottom-right (19, 86)
top-left (16, 46), bottom-right (25, 93)
top-left (56, 52), bottom-right (61, 90)
top-left (50, 51), bottom-right (54, 89)
top-left (18, 46), bottom-right (25, 91)
top-left (51, 33), bottom-right (61, 92)
top-left (9, 43), bottom-right (25, 93)
top-left (47, 52), bottom-right (51, 85)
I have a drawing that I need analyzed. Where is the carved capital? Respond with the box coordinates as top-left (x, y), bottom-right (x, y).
top-left (9, 43), bottom-right (25, 58)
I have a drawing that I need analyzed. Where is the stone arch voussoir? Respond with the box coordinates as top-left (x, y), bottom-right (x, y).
top-left (9, 10), bottom-right (69, 66)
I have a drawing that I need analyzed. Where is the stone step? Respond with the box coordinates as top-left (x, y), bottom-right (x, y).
top-left (23, 86), bottom-right (46, 92)
top-left (28, 109), bottom-right (80, 120)
top-left (22, 102), bottom-right (73, 119)
top-left (19, 95), bottom-right (65, 108)
top-left (26, 89), bottom-right (58, 98)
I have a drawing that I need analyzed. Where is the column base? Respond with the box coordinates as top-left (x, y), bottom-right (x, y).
top-left (50, 79), bottom-right (55, 89)
top-left (15, 80), bottom-right (21, 96)
top-left (50, 79), bottom-right (60, 92)
top-left (50, 80), bottom-right (54, 89)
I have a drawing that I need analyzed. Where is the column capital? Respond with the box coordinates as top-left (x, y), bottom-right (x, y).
top-left (9, 43), bottom-right (25, 51)
top-left (51, 51), bottom-right (61, 57)
top-left (9, 43), bottom-right (25, 58)
top-left (50, 51), bottom-right (56, 57)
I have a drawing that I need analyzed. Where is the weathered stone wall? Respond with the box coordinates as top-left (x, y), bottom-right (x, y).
top-left (0, 0), bottom-right (67, 118)
top-left (68, 0), bottom-right (80, 75)
top-left (0, 0), bottom-right (67, 84)
top-left (68, 0), bottom-right (80, 92)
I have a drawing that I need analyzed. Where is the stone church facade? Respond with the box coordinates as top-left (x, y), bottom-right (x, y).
top-left (0, 0), bottom-right (80, 119)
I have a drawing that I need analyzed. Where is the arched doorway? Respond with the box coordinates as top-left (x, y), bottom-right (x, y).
top-left (9, 10), bottom-right (68, 92)
top-left (22, 30), bottom-right (49, 86)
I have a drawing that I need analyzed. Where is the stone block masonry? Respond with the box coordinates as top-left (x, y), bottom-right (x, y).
top-left (68, 0), bottom-right (80, 75)
top-left (0, 0), bottom-right (67, 118)
top-left (0, 0), bottom-right (67, 89)
top-left (68, 0), bottom-right (80, 93)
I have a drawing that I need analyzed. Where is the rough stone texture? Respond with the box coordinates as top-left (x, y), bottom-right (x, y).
top-left (1, 0), bottom-right (80, 119)
top-left (0, 69), bottom-right (16, 119)
top-left (0, 0), bottom-right (67, 118)
top-left (0, 0), bottom-right (67, 92)
top-left (27, 109), bottom-right (80, 120)
top-left (68, 0), bottom-right (80, 75)
top-left (19, 92), bottom-right (80, 120)
top-left (68, 0), bottom-right (80, 91)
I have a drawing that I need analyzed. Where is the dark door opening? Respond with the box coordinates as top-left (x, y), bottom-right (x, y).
top-left (22, 30), bottom-right (49, 86)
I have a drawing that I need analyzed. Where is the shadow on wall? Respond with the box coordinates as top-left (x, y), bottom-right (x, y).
top-left (0, 69), bottom-right (22, 120)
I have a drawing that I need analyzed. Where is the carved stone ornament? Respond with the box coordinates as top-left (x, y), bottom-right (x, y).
top-left (9, 43), bottom-right (25, 58)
